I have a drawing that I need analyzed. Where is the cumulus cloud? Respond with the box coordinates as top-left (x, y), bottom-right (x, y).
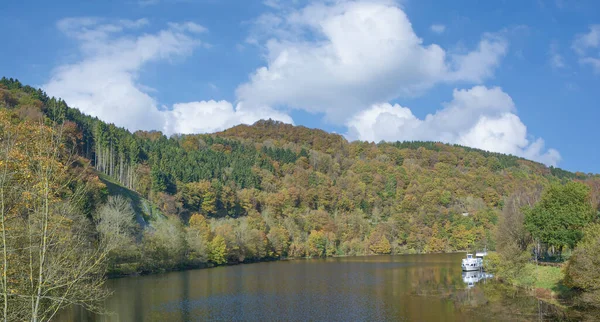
top-left (446, 33), bottom-right (508, 82)
top-left (237, 0), bottom-right (508, 123)
top-left (346, 86), bottom-right (560, 166)
top-left (165, 101), bottom-right (293, 134)
top-left (45, 17), bottom-right (290, 135)
top-left (430, 24), bottom-right (446, 34)
top-left (45, 18), bottom-right (197, 132)
top-left (44, 3), bottom-right (559, 166)
top-left (573, 25), bottom-right (600, 72)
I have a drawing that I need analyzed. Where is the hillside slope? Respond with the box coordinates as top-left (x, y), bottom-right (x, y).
top-left (2, 76), bottom-right (598, 274)
top-left (217, 119), bottom-right (348, 154)
top-left (98, 173), bottom-right (164, 228)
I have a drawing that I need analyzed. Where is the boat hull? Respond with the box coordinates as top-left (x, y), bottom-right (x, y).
top-left (462, 253), bottom-right (485, 271)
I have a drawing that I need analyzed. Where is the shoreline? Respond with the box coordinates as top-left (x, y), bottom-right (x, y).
top-left (106, 250), bottom-right (473, 279)
top-left (491, 263), bottom-right (582, 312)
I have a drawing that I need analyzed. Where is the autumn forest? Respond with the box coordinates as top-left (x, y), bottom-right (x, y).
top-left (1, 77), bottom-right (599, 319)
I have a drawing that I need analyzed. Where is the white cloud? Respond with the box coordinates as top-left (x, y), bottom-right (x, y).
top-left (263, 0), bottom-right (284, 9)
top-left (119, 18), bottom-right (150, 29)
top-left (573, 25), bottom-right (600, 72)
top-left (165, 101), bottom-right (293, 134)
top-left (446, 33), bottom-right (508, 82)
top-left (57, 18), bottom-right (149, 42)
top-left (237, 0), bottom-right (508, 124)
top-left (45, 17), bottom-right (291, 135)
top-left (167, 21), bottom-right (207, 33)
top-left (44, 3), bottom-right (559, 166)
top-left (45, 18), bottom-right (200, 132)
top-left (573, 25), bottom-right (600, 54)
top-left (346, 86), bottom-right (560, 166)
top-left (580, 57), bottom-right (600, 72)
top-left (430, 24), bottom-right (445, 34)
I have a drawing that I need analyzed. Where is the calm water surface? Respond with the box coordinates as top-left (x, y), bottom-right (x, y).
top-left (59, 253), bottom-right (574, 321)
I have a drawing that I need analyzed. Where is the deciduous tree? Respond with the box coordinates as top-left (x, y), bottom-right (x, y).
top-left (525, 182), bottom-right (595, 255)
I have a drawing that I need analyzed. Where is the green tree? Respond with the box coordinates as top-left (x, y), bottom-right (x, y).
top-left (209, 235), bottom-right (227, 265)
top-left (564, 223), bottom-right (600, 307)
top-left (201, 189), bottom-right (217, 216)
top-left (142, 217), bottom-right (186, 271)
top-left (486, 249), bottom-right (536, 288)
top-left (267, 226), bottom-right (290, 258)
top-left (180, 181), bottom-right (215, 215)
top-left (4, 76), bottom-right (599, 281)
top-left (525, 182), bottom-right (595, 255)
top-left (241, 229), bottom-right (269, 260)
top-left (185, 214), bottom-right (211, 265)
top-left (307, 230), bottom-right (327, 257)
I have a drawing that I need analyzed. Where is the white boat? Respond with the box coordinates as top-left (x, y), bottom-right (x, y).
top-left (461, 253), bottom-right (484, 271)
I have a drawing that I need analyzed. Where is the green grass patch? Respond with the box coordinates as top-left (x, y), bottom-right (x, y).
top-left (526, 264), bottom-right (573, 299)
top-left (98, 173), bottom-right (164, 225)
top-left (531, 264), bottom-right (563, 290)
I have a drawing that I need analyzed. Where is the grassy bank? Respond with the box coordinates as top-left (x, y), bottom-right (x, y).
top-left (531, 264), bottom-right (564, 291)
top-left (509, 264), bottom-right (574, 307)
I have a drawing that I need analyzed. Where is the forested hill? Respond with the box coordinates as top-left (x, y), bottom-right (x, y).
top-left (217, 120), bottom-right (347, 154)
top-left (1, 76), bottom-right (598, 274)
top-left (220, 119), bottom-right (589, 181)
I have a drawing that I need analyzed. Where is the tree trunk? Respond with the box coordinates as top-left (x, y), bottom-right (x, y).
top-left (119, 155), bottom-right (124, 185)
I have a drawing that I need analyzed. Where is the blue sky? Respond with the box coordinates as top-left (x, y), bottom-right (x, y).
top-left (1, 0), bottom-right (600, 173)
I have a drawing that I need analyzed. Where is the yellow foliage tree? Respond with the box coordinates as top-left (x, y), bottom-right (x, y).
top-left (209, 235), bottom-right (227, 265)
top-left (189, 213), bottom-right (212, 241)
top-left (267, 226), bottom-right (290, 258)
top-left (369, 235), bottom-right (391, 254)
top-left (0, 110), bottom-right (111, 321)
top-left (307, 230), bottom-right (327, 257)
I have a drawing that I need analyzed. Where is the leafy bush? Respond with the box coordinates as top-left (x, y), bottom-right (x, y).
top-left (564, 223), bottom-right (600, 308)
top-left (486, 247), bottom-right (536, 288)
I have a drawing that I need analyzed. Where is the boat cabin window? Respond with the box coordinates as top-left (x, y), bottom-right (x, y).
top-left (467, 254), bottom-right (472, 259)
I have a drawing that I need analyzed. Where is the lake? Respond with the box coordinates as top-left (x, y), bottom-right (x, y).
top-left (59, 253), bottom-right (574, 321)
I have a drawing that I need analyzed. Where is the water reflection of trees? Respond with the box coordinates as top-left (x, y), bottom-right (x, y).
top-left (402, 265), bottom-right (464, 298)
top-left (60, 255), bottom-right (600, 321)
top-left (398, 265), bottom-right (588, 321)
top-left (452, 283), bottom-right (592, 321)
